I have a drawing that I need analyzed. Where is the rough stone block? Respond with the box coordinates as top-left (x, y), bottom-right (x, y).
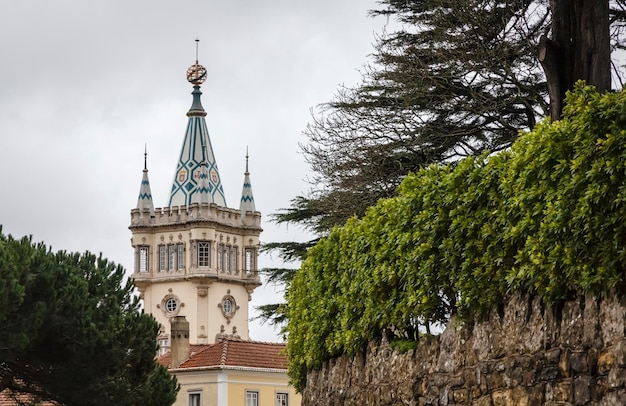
top-left (527, 383), bottom-right (545, 406)
top-left (599, 294), bottom-right (625, 347)
top-left (552, 380), bottom-right (572, 402)
top-left (523, 364), bottom-right (538, 386)
top-left (470, 385), bottom-right (482, 400)
top-left (561, 300), bottom-right (585, 347)
top-left (569, 352), bottom-right (588, 375)
top-left (506, 366), bottom-right (525, 386)
top-left (463, 367), bottom-right (479, 388)
top-left (538, 365), bottom-right (561, 381)
top-left (607, 366), bottom-right (626, 389)
top-left (597, 350), bottom-right (615, 375)
top-left (471, 395), bottom-right (491, 406)
top-left (452, 388), bottom-right (469, 403)
top-left (439, 386), bottom-right (449, 405)
top-left (545, 379), bottom-right (572, 402)
top-left (615, 339), bottom-right (626, 368)
top-left (597, 390), bottom-right (626, 405)
top-left (423, 382), bottom-right (440, 405)
top-left (545, 348), bottom-right (562, 364)
top-left (491, 389), bottom-right (513, 406)
top-left (449, 373), bottom-right (465, 388)
top-left (511, 386), bottom-right (530, 406)
top-left (559, 349), bottom-right (571, 378)
top-left (582, 295), bottom-right (600, 348)
top-left (572, 375), bottom-right (590, 405)
top-left (413, 379), bottom-right (423, 397)
top-left (590, 375), bottom-right (608, 401)
top-left (485, 371), bottom-right (505, 391)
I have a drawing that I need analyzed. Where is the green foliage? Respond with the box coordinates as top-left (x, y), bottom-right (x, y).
top-left (389, 339), bottom-right (419, 354)
top-left (0, 229), bottom-right (179, 405)
top-left (286, 84), bottom-right (626, 391)
top-left (261, 0), bottom-right (626, 329)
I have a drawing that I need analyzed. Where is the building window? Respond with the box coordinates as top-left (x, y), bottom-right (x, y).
top-left (168, 245), bottom-right (176, 270)
top-left (165, 297), bottom-right (178, 313)
top-left (198, 241), bottom-right (211, 267)
top-left (188, 391), bottom-right (201, 406)
top-left (224, 245), bottom-right (231, 273)
top-left (217, 243), bottom-right (225, 271)
top-left (216, 245), bottom-right (237, 273)
top-left (219, 294), bottom-right (238, 320)
top-left (159, 244), bottom-right (184, 272)
top-left (159, 245), bottom-right (167, 272)
top-left (245, 247), bottom-right (256, 273)
top-left (177, 244), bottom-right (185, 270)
top-left (276, 392), bottom-right (289, 406)
top-left (161, 294), bottom-right (181, 317)
top-left (223, 298), bottom-right (233, 314)
top-left (138, 246), bottom-right (149, 273)
top-left (246, 391), bottom-right (258, 406)
top-left (231, 246), bottom-right (239, 273)
top-left (158, 336), bottom-right (169, 356)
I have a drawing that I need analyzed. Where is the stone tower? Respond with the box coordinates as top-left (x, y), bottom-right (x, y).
top-left (129, 54), bottom-right (262, 353)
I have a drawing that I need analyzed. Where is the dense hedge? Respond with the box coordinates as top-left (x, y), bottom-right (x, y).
top-left (285, 84), bottom-right (626, 391)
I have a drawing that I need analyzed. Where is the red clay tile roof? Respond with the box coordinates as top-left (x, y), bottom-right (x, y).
top-left (0, 390), bottom-right (57, 405)
top-left (159, 339), bottom-right (287, 371)
top-left (157, 344), bottom-right (206, 368)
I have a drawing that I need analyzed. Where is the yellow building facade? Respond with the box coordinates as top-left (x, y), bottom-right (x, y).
top-left (163, 340), bottom-right (301, 406)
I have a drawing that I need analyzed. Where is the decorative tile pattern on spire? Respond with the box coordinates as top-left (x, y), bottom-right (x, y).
top-left (168, 82), bottom-right (227, 208)
top-left (192, 161), bottom-right (211, 205)
top-left (239, 151), bottom-right (256, 213)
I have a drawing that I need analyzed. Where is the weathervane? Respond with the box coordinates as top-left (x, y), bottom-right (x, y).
top-left (186, 38), bottom-right (207, 85)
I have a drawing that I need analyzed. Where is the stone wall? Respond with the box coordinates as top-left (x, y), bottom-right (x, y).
top-left (302, 293), bottom-right (626, 405)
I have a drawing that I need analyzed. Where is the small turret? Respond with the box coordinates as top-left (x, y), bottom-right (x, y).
top-left (136, 146), bottom-right (154, 217)
top-left (239, 148), bottom-right (256, 213)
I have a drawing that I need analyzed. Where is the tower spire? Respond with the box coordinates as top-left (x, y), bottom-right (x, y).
top-left (168, 40), bottom-right (227, 208)
top-left (239, 147), bottom-right (256, 213)
top-left (136, 144), bottom-right (155, 216)
top-left (129, 45), bottom-right (263, 351)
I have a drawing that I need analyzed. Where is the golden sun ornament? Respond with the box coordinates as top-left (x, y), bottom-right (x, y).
top-left (186, 63), bottom-right (207, 85)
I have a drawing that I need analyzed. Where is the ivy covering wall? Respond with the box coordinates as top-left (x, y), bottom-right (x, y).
top-left (285, 84), bottom-right (626, 391)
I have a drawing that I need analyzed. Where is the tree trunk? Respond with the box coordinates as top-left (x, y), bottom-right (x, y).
top-left (539, 0), bottom-right (611, 120)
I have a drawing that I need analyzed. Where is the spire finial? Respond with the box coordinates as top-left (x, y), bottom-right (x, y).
top-left (245, 146), bottom-right (249, 174)
top-left (144, 143), bottom-right (148, 171)
top-left (186, 39), bottom-right (207, 86)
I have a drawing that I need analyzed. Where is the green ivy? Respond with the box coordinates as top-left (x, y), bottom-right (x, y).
top-left (286, 84), bottom-right (626, 391)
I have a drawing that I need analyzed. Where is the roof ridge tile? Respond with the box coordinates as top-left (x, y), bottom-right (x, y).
top-left (220, 339), bottom-right (228, 366)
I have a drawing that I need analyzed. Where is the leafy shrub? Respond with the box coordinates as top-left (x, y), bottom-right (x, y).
top-left (286, 84), bottom-right (626, 391)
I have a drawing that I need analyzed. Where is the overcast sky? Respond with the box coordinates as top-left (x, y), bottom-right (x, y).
top-left (0, 1), bottom-right (389, 341)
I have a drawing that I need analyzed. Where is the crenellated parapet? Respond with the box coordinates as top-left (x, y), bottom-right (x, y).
top-left (130, 202), bottom-right (262, 231)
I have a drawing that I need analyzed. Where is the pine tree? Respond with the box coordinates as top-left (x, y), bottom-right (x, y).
top-left (0, 229), bottom-right (178, 406)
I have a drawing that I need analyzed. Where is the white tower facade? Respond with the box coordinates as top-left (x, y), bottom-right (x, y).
top-left (129, 57), bottom-right (262, 351)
